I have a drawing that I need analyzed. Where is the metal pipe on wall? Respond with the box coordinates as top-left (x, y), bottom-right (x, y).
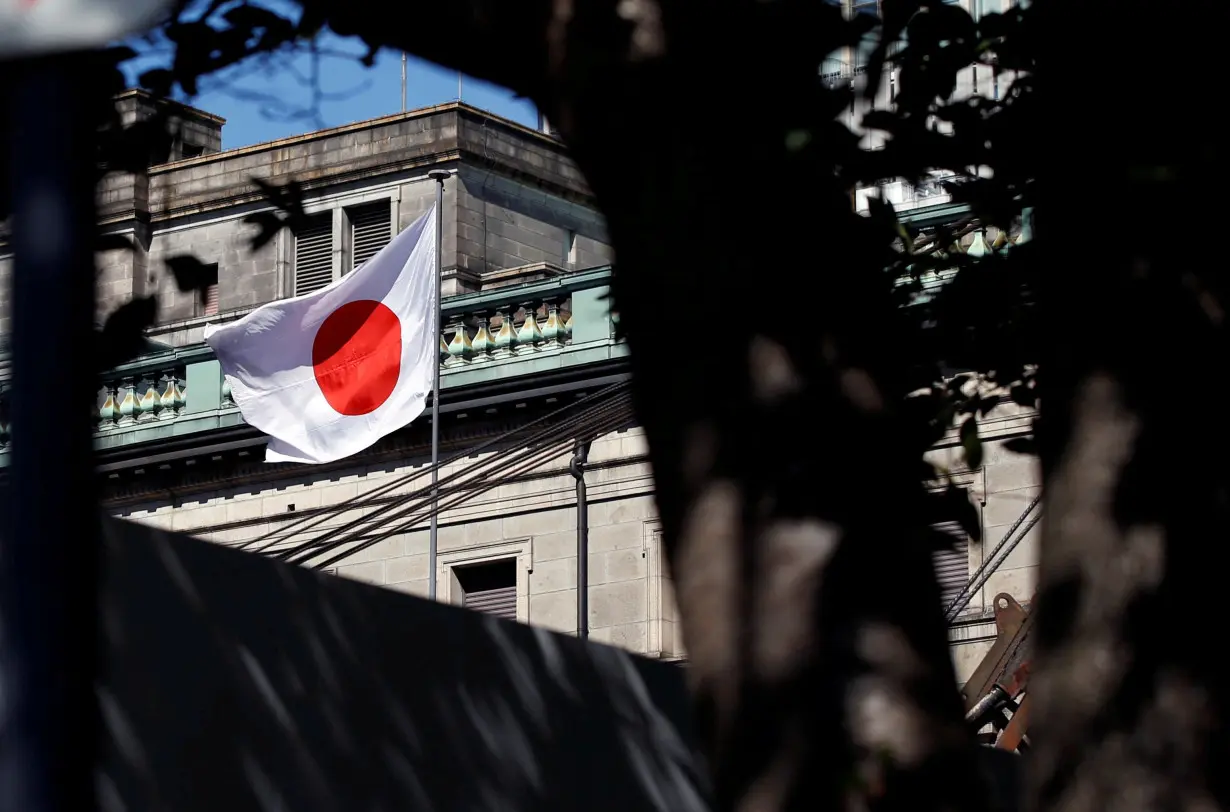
top-left (570, 440), bottom-right (591, 639)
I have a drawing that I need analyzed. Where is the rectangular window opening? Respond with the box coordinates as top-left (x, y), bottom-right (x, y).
top-left (931, 521), bottom-right (971, 614)
top-left (565, 229), bottom-right (578, 265)
top-left (348, 200), bottom-right (393, 273)
top-left (455, 558), bottom-right (517, 620)
top-left (194, 263), bottom-right (220, 317)
top-left (293, 211), bottom-right (334, 295)
top-left (181, 143), bottom-right (205, 160)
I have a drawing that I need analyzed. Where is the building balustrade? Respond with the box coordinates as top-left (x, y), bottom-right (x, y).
top-left (441, 297), bottom-right (575, 368)
top-left (0, 267), bottom-right (618, 457)
top-left (97, 368), bottom-right (190, 430)
top-left (0, 202), bottom-right (1018, 455)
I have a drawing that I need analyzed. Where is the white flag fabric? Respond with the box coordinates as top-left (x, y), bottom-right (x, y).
top-left (204, 207), bottom-right (438, 464)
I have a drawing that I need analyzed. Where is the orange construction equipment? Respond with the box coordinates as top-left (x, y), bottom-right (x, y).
top-left (961, 592), bottom-right (1034, 752)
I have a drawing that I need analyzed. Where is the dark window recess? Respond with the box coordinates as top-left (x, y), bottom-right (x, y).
top-left (294, 212), bottom-right (333, 295)
top-left (180, 143), bottom-right (205, 160)
top-left (194, 263), bottom-right (220, 317)
top-left (456, 558), bottom-right (517, 620)
top-left (348, 201), bottom-right (392, 272)
top-left (931, 521), bottom-right (970, 613)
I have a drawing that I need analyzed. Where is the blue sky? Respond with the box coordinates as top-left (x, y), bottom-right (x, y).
top-left (122, 3), bottom-right (538, 151)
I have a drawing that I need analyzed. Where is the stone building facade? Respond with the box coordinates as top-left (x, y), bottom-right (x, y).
top-left (0, 89), bottom-right (1039, 680)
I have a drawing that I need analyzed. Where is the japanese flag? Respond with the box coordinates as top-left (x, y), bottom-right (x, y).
top-left (204, 207), bottom-right (438, 464)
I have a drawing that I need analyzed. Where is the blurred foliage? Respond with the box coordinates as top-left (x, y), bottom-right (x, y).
top-left (1, 0), bottom-right (1040, 544)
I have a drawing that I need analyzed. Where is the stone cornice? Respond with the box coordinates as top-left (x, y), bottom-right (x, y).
top-left (146, 102), bottom-right (551, 176)
top-left (100, 399), bottom-right (637, 508)
top-left (88, 103), bottom-right (595, 229)
top-left (130, 149), bottom-right (465, 226)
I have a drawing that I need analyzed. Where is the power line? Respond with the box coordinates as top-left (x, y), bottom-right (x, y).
top-left (944, 494), bottom-right (1041, 622)
top-left (274, 392), bottom-right (635, 565)
top-left (282, 394), bottom-right (636, 569)
top-left (232, 380), bottom-right (632, 552)
top-left (252, 387), bottom-right (633, 560)
top-left (299, 403), bottom-right (636, 571)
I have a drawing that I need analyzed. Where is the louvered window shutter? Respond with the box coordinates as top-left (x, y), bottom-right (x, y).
top-left (931, 521), bottom-right (970, 613)
top-left (202, 282), bottom-right (219, 316)
top-left (464, 586), bottom-right (518, 619)
top-left (457, 559), bottom-right (518, 621)
top-left (195, 263), bottom-right (220, 317)
top-left (349, 201), bottom-right (392, 272)
top-left (294, 213), bottom-right (333, 295)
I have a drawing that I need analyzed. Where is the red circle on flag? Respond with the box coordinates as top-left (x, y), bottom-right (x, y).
top-left (312, 300), bottom-right (402, 416)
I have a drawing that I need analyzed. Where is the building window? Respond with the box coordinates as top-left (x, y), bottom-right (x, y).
top-left (455, 558), bottom-right (517, 620)
top-left (194, 263), bottom-right (219, 317)
top-left (293, 211), bottom-right (333, 295)
top-left (348, 201), bottom-right (392, 273)
top-left (181, 143), bottom-right (205, 160)
top-left (931, 521), bottom-right (970, 612)
top-left (292, 200), bottom-right (394, 294)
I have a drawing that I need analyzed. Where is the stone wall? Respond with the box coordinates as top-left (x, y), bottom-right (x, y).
top-left (115, 416), bottom-right (1041, 680)
top-left (97, 515), bottom-right (707, 812)
top-left (116, 426), bottom-right (684, 659)
top-left (930, 402), bottom-right (1041, 682)
top-left (148, 216), bottom-right (280, 321)
top-left (0, 102), bottom-right (613, 344)
top-left (455, 167), bottom-right (614, 276)
top-left (0, 230), bottom-right (145, 329)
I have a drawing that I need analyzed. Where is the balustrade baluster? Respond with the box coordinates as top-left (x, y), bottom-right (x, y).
top-left (98, 383), bottom-right (118, 431)
top-left (135, 374), bottom-right (159, 422)
top-left (158, 372), bottom-right (182, 420)
top-left (541, 299), bottom-right (564, 348)
top-left (445, 320), bottom-right (472, 367)
top-left (470, 311), bottom-right (494, 363)
top-left (116, 377), bottom-right (137, 427)
top-left (491, 309), bottom-right (517, 359)
top-left (516, 301), bottom-right (544, 351)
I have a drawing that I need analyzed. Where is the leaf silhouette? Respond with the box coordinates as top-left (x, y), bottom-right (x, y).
top-left (97, 297), bottom-right (158, 370)
top-left (164, 254), bottom-right (216, 294)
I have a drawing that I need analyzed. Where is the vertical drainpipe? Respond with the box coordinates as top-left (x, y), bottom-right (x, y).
top-left (570, 440), bottom-right (591, 639)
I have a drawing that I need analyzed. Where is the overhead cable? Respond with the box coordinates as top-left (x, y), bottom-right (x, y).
top-left (944, 494), bottom-right (1041, 622)
top-left (260, 390), bottom-right (634, 561)
top-left (289, 396), bottom-right (637, 570)
top-left (233, 379), bottom-right (632, 552)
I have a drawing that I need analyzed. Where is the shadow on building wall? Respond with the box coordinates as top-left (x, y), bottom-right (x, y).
top-left (98, 517), bottom-right (711, 812)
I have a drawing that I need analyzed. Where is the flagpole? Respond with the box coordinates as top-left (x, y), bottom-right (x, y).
top-left (426, 169), bottom-right (448, 600)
